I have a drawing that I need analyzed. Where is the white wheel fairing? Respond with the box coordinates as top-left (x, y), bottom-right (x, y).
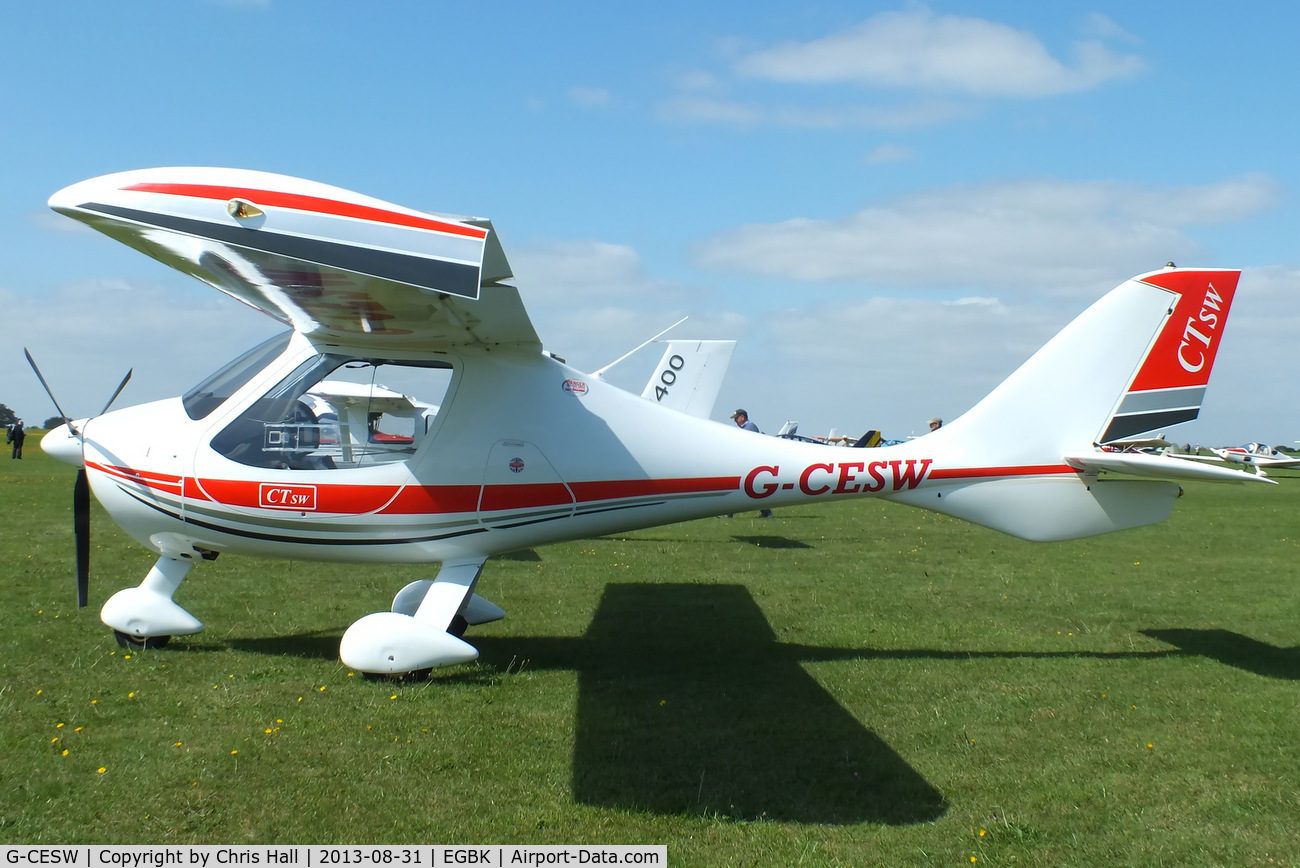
top-left (339, 612), bottom-right (478, 673)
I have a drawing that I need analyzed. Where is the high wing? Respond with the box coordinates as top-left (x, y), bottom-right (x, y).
top-left (308, 380), bottom-right (435, 414)
top-left (48, 167), bottom-right (540, 352)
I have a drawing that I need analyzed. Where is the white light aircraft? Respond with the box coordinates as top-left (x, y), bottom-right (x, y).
top-left (32, 167), bottom-right (1271, 680)
top-left (1177, 442), bottom-right (1300, 476)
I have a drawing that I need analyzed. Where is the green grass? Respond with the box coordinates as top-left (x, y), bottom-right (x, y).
top-left (3, 434), bottom-right (1299, 865)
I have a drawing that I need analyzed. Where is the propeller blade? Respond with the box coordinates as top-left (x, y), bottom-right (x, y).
top-left (100, 368), bottom-right (133, 416)
top-left (74, 467), bottom-right (90, 608)
top-left (24, 348), bottom-right (74, 431)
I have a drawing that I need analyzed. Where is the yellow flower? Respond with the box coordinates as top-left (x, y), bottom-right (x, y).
top-left (61, 750), bottom-right (69, 757)
top-left (231, 750), bottom-right (238, 755)
top-left (97, 768), bottom-right (106, 774)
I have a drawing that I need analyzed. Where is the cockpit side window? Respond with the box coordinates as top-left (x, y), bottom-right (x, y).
top-left (183, 332), bottom-right (294, 420)
top-left (211, 353), bottom-right (455, 470)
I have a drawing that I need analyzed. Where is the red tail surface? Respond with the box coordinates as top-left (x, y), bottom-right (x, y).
top-left (1099, 269), bottom-right (1240, 443)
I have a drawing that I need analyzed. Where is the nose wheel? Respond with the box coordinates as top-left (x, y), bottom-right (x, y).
top-left (113, 630), bottom-right (171, 650)
top-left (100, 554), bottom-right (203, 648)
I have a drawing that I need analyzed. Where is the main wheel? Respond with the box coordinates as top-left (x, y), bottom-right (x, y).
top-left (113, 630), bottom-right (171, 650)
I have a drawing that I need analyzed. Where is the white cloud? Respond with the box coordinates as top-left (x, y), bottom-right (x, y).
top-left (656, 94), bottom-right (972, 129)
top-left (863, 144), bottom-right (917, 165)
top-left (569, 86), bottom-right (614, 109)
top-left (6, 279), bottom-right (280, 424)
top-left (1196, 265), bottom-right (1300, 444)
top-left (658, 10), bottom-right (1144, 131)
top-left (510, 239), bottom-right (744, 377)
top-left (717, 263), bottom-right (1300, 446)
top-left (733, 8), bottom-right (1144, 97)
top-left (717, 292), bottom-right (1063, 439)
top-left (692, 176), bottom-right (1282, 294)
top-left (513, 240), bottom-right (674, 304)
top-left (1083, 13), bottom-right (1140, 44)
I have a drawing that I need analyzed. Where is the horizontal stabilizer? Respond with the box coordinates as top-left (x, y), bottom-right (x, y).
top-left (1063, 451), bottom-right (1275, 484)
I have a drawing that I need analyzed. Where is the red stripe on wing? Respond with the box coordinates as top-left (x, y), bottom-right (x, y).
top-left (123, 182), bottom-right (489, 240)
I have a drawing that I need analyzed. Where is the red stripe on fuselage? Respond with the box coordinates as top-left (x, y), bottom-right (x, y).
top-left (122, 182), bottom-right (489, 240)
top-left (89, 462), bottom-right (182, 492)
top-left (568, 477), bottom-right (740, 502)
top-left (92, 463), bottom-right (1081, 517)
top-left (927, 464), bottom-right (1080, 480)
top-left (195, 478), bottom-right (404, 514)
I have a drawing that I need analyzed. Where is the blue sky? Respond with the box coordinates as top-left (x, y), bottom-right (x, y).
top-left (3, 2), bottom-right (1297, 445)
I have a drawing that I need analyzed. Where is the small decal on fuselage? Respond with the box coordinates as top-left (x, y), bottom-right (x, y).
top-left (259, 483), bottom-right (318, 510)
top-left (509, 457), bottom-right (525, 473)
top-left (562, 379), bottom-right (588, 395)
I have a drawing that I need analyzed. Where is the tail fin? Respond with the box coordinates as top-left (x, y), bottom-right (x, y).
top-left (852, 430), bottom-right (883, 448)
top-left (928, 267), bottom-right (1240, 465)
top-left (640, 339), bottom-right (736, 418)
top-left (888, 267), bottom-right (1260, 541)
top-left (1097, 269), bottom-right (1237, 442)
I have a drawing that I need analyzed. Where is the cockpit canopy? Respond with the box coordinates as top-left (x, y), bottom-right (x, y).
top-left (187, 336), bottom-right (454, 470)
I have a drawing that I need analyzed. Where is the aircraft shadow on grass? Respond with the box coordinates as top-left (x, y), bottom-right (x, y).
top-left (222, 590), bottom-right (1300, 825)
top-left (475, 583), bottom-right (948, 826)
top-left (1142, 629), bottom-right (1300, 680)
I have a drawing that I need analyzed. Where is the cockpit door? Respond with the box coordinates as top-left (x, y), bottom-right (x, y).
top-left (478, 440), bottom-right (575, 529)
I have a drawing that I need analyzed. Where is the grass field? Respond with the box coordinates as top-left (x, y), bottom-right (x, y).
top-left (3, 433), bottom-right (1299, 865)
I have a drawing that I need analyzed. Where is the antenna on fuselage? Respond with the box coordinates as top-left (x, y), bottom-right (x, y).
top-left (591, 316), bottom-right (688, 379)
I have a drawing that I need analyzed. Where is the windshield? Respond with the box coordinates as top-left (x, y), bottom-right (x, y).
top-left (183, 332), bottom-right (293, 420)
top-left (211, 353), bottom-right (455, 470)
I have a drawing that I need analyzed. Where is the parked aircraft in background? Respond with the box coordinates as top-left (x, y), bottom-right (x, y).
top-left (1173, 442), bottom-right (1300, 476)
top-left (777, 422), bottom-right (889, 448)
top-left (638, 339), bottom-right (735, 419)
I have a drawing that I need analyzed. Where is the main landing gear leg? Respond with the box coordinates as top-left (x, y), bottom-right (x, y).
top-left (339, 557), bottom-right (488, 678)
top-left (100, 554), bottom-right (205, 648)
